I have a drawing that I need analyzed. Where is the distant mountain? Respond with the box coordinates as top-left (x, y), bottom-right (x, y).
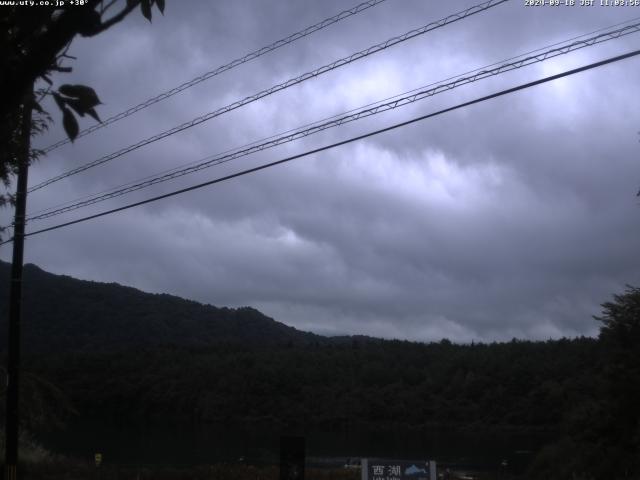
top-left (0, 260), bottom-right (322, 354)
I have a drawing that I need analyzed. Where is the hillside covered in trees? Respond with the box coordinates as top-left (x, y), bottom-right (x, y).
top-left (0, 261), bottom-right (321, 353)
top-left (1, 261), bottom-right (638, 478)
top-left (25, 338), bottom-right (598, 432)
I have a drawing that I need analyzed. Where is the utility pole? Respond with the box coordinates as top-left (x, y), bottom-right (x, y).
top-left (4, 85), bottom-right (33, 480)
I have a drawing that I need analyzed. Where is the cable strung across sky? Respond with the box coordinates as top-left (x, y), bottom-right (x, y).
top-left (41, 0), bottom-right (390, 153)
top-left (28, 0), bottom-right (509, 194)
top-left (2, 48), bottom-right (636, 246)
top-left (23, 19), bottom-right (640, 223)
top-left (25, 15), bottom-right (640, 220)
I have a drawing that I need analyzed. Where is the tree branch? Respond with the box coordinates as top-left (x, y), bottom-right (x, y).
top-left (100, 0), bottom-right (120, 15)
top-left (86, 0), bottom-right (140, 37)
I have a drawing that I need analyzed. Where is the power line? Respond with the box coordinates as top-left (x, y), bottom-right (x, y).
top-left (41, 0), bottom-right (390, 153)
top-left (23, 20), bottom-right (640, 223)
top-left (28, 0), bottom-right (508, 193)
top-left (24, 15), bottom-right (640, 220)
top-left (4, 48), bottom-right (638, 245)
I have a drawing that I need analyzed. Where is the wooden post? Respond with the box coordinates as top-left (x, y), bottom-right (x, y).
top-left (4, 85), bottom-right (33, 480)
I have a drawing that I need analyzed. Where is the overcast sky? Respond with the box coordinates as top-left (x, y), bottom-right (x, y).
top-left (2, 0), bottom-right (640, 342)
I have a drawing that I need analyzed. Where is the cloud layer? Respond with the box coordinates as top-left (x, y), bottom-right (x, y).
top-left (3, 0), bottom-right (640, 342)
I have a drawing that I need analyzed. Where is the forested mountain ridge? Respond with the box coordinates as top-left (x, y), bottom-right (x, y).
top-left (2, 261), bottom-right (638, 478)
top-left (0, 260), bottom-right (602, 432)
top-left (0, 260), bottom-right (321, 353)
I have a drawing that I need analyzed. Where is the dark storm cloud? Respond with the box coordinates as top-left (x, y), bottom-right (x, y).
top-left (3, 0), bottom-right (640, 342)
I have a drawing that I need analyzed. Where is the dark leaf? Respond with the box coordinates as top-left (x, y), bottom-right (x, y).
top-left (65, 98), bottom-right (87, 117)
top-left (62, 108), bottom-right (79, 142)
top-left (140, 0), bottom-right (152, 21)
top-left (58, 84), bottom-right (101, 108)
top-left (52, 66), bottom-right (73, 73)
top-left (58, 85), bottom-right (76, 96)
top-left (52, 92), bottom-right (66, 111)
top-left (86, 107), bottom-right (102, 123)
top-left (77, 9), bottom-right (102, 36)
top-left (57, 91), bottom-right (102, 124)
top-left (156, 0), bottom-right (165, 14)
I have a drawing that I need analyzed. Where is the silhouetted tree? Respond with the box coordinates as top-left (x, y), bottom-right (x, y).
top-left (0, 0), bottom-right (165, 217)
top-left (593, 285), bottom-right (640, 477)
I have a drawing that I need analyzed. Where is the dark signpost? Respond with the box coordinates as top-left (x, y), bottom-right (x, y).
top-left (280, 435), bottom-right (305, 480)
top-left (361, 459), bottom-right (437, 480)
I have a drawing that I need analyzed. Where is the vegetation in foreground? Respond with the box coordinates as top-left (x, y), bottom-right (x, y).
top-left (4, 457), bottom-right (361, 480)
